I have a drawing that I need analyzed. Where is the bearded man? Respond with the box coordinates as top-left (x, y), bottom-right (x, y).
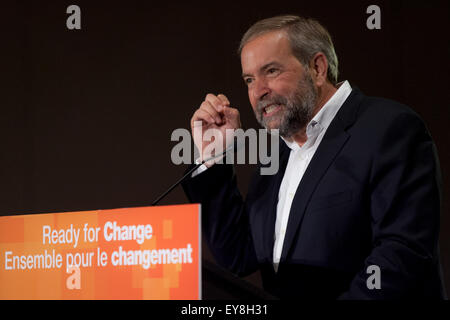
top-left (182, 15), bottom-right (445, 299)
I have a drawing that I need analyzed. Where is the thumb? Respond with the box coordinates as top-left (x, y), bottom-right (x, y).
top-left (223, 106), bottom-right (241, 129)
top-left (223, 105), bottom-right (238, 119)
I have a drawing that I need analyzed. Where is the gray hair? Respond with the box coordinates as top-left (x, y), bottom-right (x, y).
top-left (238, 15), bottom-right (339, 85)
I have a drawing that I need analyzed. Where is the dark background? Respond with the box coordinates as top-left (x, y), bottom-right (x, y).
top-left (1, 0), bottom-right (449, 297)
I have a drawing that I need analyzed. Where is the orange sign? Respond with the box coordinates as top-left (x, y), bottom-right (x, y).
top-left (0, 204), bottom-right (201, 300)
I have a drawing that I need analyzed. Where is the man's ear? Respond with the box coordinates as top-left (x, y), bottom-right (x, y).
top-left (309, 52), bottom-right (329, 87)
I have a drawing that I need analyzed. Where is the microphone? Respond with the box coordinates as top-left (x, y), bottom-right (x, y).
top-left (151, 142), bottom-right (237, 206)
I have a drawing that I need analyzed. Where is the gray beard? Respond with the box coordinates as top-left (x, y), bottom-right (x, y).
top-left (256, 72), bottom-right (317, 138)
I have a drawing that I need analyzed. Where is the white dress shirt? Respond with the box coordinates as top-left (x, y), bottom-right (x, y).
top-left (273, 81), bottom-right (352, 272)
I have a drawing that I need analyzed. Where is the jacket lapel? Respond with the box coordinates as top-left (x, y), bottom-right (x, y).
top-left (279, 88), bottom-right (365, 262)
top-left (250, 137), bottom-right (290, 264)
top-left (263, 140), bottom-right (290, 262)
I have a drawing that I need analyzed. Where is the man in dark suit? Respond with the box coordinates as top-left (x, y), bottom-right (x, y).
top-left (182, 15), bottom-right (445, 299)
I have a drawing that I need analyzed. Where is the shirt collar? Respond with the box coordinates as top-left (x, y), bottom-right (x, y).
top-left (282, 80), bottom-right (352, 151)
top-left (311, 80), bottom-right (352, 133)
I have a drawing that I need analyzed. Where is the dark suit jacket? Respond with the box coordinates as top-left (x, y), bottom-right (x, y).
top-left (182, 88), bottom-right (446, 299)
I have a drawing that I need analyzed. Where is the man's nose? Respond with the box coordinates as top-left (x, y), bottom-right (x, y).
top-left (252, 78), bottom-right (271, 101)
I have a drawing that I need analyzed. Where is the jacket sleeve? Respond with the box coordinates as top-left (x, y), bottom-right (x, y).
top-left (338, 112), bottom-right (443, 299)
top-left (182, 163), bottom-right (259, 277)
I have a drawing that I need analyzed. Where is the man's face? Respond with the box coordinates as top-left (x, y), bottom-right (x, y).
top-left (241, 31), bottom-right (318, 137)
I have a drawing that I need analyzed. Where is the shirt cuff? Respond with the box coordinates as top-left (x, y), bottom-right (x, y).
top-left (191, 158), bottom-right (209, 178)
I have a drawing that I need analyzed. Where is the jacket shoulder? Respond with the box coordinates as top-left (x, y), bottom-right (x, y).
top-left (348, 90), bottom-right (427, 133)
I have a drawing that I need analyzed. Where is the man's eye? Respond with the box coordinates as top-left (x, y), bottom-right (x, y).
top-left (244, 78), bottom-right (253, 85)
top-left (268, 68), bottom-right (278, 74)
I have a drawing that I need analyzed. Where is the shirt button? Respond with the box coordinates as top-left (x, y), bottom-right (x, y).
top-left (288, 192), bottom-right (294, 198)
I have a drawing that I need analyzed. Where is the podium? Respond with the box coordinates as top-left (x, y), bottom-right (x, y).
top-left (0, 204), bottom-right (201, 300)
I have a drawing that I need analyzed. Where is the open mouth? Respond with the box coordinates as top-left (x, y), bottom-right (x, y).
top-left (263, 104), bottom-right (282, 117)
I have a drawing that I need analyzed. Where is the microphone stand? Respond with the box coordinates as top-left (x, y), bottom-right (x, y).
top-left (151, 146), bottom-right (232, 206)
